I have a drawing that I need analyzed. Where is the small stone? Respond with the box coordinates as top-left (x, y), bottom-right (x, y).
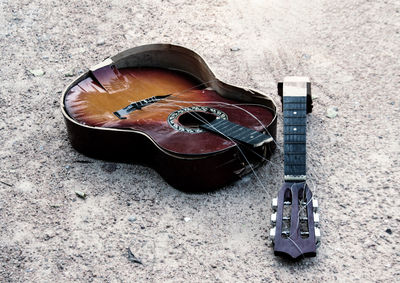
top-left (75, 191), bottom-right (86, 199)
top-left (385, 228), bottom-right (392, 235)
top-left (184, 217), bottom-right (191, 222)
top-left (326, 106), bottom-right (338, 118)
top-left (312, 94), bottom-right (319, 100)
top-left (49, 204), bottom-right (61, 208)
top-left (127, 248), bottom-right (142, 264)
top-left (230, 47), bottom-right (240, 51)
top-left (64, 71), bottom-right (75, 77)
top-left (29, 69), bottom-right (45, 77)
top-left (128, 216), bottom-right (136, 222)
top-left (96, 39), bottom-right (105, 46)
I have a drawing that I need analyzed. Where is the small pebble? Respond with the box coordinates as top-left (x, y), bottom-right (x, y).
top-left (128, 216), bottom-right (137, 222)
top-left (75, 191), bottom-right (86, 199)
top-left (184, 217), bottom-right (191, 222)
top-left (97, 39), bottom-right (105, 46)
top-left (385, 228), bottom-right (392, 235)
top-left (29, 69), bottom-right (45, 77)
top-left (326, 106), bottom-right (338, 118)
top-left (230, 47), bottom-right (240, 51)
top-left (49, 204), bottom-right (61, 208)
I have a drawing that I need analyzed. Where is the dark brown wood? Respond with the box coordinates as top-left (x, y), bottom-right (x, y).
top-left (60, 44), bottom-right (277, 191)
top-left (273, 182), bottom-right (316, 259)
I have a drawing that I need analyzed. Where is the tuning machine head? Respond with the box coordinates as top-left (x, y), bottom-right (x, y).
top-left (269, 227), bottom-right (276, 243)
top-left (315, 227), bottom-right (321, 245)
top-left (270, 212), bottom-right (277, 224)
top-left (313, 212), bottom-right (320, 226)
top-left (312, 198), bottom-right (319, 212)
top-left (271, 198), bottom-right (278, 210)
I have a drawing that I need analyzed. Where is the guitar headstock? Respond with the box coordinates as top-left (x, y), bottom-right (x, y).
top-left (270, 182), bottom-right (320, 259)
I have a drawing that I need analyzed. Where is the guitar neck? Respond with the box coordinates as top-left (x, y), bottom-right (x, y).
top-left (270, 77), bottom-right (319, 259)
top-left (282, 78), bottom-right (310, 182)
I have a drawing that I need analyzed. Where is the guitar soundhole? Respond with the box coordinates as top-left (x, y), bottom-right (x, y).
top-left (178, 111), bottom-right (217, 129)
top-left (298, 187), bottom-right (310, 238)
top-left (282, 189), bottom-right (292, 238)
top-left (167, 106), bottom-right (228, 133)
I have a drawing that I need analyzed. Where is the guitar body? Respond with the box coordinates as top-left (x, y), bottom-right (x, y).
top-left (61, 44), bottom-right (277, 191)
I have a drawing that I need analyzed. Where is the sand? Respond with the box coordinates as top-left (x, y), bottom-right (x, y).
top-left (0, 0), bottom-right (399, 281)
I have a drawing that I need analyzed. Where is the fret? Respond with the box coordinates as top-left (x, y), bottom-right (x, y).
top-left (284, 165), bottom-right (306, 175)
top-left (283, 111), bottom-right (306, 118)
top-left (283, 96), bottom-right (307, 103)
top-left (284, 105), bottom-right (307, 111)
top-left (284, 144), bottom-right (306, 152)
top-left (284, 126), bottom-right (306, 134)
top-left (284, 134), bottom-right (306, 143)
top-left (284, 117), bottom-right (306, 125)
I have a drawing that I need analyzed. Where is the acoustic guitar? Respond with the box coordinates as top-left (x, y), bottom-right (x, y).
top-left (61, 44), bottom-right (277, 191)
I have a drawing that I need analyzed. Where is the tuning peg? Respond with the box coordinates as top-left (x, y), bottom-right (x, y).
top-left (312, 199), bottom-right (319, 212)
top-left (313, 212), bottom-right (320, 226)
top-left (271, 198), bottom-right (278, 210)
top-left (269, 227), bottom-right (276, 242)
top-left (270, 212), bottom-right (277, 224)
top-left (315, 227), bottom-right (321, 244)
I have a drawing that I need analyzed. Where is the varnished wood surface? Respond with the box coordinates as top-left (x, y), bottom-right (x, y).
top-left (65, 68), bottom-right (274, 155)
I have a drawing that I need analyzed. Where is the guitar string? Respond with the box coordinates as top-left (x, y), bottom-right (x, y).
top-left (111, 79), bottom-right (318, 253)
top-left (96, 76), bottom-right (277, 194)
top-left (286, 181), bottom-right (316, 258)
top-left (159, 96), bottom-right (321, 184)
top-left (160, 98), bottom-right (318, 254)
top-left (158, 95), bottom-right (310, 180)
top-left (117, 76), bottom-right (282, 174)
top-left (160, 97), bottom-right (321, 188)
top-left (157, 78), bottom-right (320, 254)
top-left (149, 100), bottom-right (271, 195)
top-left (157, 99), bottom-right (297, 190)
top-left (114, 75), bottom-right (320, 182)
top-left (172, 104), bottom-right (315, 257)
top-left (144, 93), bottom-right (319, 206)
top-left (117, 76), bottom-right (283, 191)
top-left (125, 81), bottom-right (319, 205)
top-left (116, 72), bottom-right (322, 183)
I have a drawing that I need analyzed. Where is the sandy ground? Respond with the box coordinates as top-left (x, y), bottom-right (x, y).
top-left (1, 0), bottom-right (399, 282)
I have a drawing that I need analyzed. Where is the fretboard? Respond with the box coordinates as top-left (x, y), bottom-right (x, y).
top-left (200, 118), bottom-right (272, 147)
top-left (283, 93), bottom-right (307, 181)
